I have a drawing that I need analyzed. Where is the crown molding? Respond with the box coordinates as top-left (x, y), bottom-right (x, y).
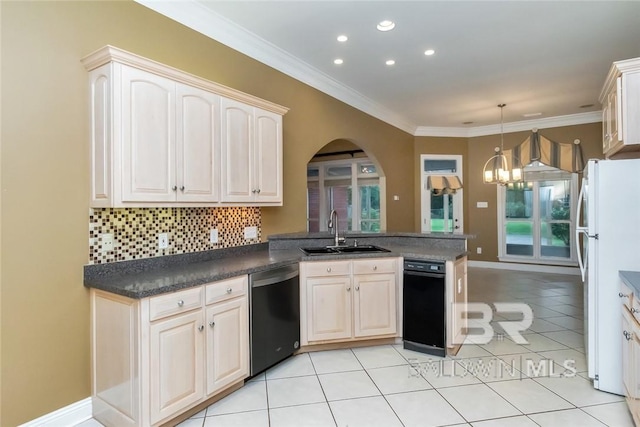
top-left (134, 0), bottom-right (417, 135)
top-left (416, 111), bottom-right (602, 138)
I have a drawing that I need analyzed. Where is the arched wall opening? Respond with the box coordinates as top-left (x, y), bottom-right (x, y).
top-left (305, 139), bottom-right (387, 233)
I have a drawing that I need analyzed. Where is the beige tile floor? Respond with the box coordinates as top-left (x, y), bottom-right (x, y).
top-left (79, 268), bottom-right (635, 427)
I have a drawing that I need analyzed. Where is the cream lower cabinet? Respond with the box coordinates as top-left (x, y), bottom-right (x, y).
top-left (621, 280), bottom-right (640, 426)
top-left (447, 256), bottom-right (468, 349)
top-left (91, 276), bottom-right (249, 427)
top-left (301, 257), bottom-right (400, 345)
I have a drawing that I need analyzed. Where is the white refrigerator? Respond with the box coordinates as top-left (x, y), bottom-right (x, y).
top-left (576, 158), bottom-right (640, 395)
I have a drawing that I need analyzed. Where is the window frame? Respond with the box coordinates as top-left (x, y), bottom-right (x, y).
top-left (497, 164), bottom-right (578, 266)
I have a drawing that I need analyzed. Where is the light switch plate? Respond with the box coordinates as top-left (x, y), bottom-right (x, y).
top-left (210, 229), bottom-right (219, 244)
top-left (244, 226), bottom-right (258, 240)
top-left (477, 201), bottom-right (488, 208)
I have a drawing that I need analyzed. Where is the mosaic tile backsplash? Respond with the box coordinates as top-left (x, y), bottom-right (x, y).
top-left (89, 207), bottom-right (261, 264)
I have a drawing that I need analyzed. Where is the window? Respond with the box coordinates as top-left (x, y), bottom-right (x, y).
top-left (498, 163), bottom-right (578, 265)
top-left (307, 159), bottom-right (384, 232)
top-left (420, 155), bottom-right (464, 233)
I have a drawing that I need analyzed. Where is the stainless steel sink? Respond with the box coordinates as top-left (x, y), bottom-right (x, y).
top-left (300, 245), bottom-right (390, 256)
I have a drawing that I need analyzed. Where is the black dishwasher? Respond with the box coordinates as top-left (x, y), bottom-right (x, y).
top-left (403, 259), bottom-right (446, 357)
top-left (249, 263), bottom-right (300, 376)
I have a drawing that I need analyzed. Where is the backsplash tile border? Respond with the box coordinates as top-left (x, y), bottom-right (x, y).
top-left (89, 207), bottom-right (261, 264)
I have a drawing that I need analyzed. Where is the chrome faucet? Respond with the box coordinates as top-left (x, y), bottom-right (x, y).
top-left (328, 209), bottom-right (345, 246)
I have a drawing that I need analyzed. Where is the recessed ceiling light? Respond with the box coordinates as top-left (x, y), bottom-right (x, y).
top-left (333, 58), bottom-right (344, 65)
top-left (337, 35), bottom-right (348, 42)
top-left (385, 59), bottom-right (395, 66)
top-left (580, 104), bottom-right (595, 108)
top-left (377, 20), bottom-right (395, 31)
top-left (523, 112), bottom-right (542, 117)
top-left (424, 49), bottom-right (435, 56)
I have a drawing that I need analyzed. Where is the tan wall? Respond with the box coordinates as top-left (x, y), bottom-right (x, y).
top-left (465, 122), bottom-right (604, 261)
top-left (0, 1), bottom-right (414, 424)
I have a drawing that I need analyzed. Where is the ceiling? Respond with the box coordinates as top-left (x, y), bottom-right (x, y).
top-left (137, 0), bottom-right (640, 136)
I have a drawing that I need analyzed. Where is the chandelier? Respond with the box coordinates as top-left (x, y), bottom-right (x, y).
top-left (482, 104), bottom-right (523, 185)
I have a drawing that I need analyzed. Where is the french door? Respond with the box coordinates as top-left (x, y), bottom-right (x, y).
top-left (420, 155), bottom-right (463, 233)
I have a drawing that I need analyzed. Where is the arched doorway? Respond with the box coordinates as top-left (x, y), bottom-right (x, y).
top-left (306, 139), bottom-right (386, 233)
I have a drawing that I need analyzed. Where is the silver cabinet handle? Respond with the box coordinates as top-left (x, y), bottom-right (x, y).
top-left (632, 308), bottom-right (639, 314)
top-left (327, 267), bottom-right (332, 273)
top-left (252, 189), bottom-right (257, 194)
top-left (198, 325), bottom-right (204, 332)
top-left (177, 300), bottom-right (184, 307)
top-left (172, 186), bottom-right (177, 191)
top-left (227, 287), bottom-right (233, 294)
top-left (257, 189), bottom-right (261, 194)
top-left (355, 286), bottom-right (360, 291)
top-left (346, 287), bottom-right (351, 292)
top-left (209, 321), bottom-right (215, 327)
top-left (373, 266), bottom-right (377, 271)
top-left (180, 186), bottom-right (185, 192)
top-left (619, 293), bottom-right (629, 298)
top-left (623, 331), bottom-right (632, 341)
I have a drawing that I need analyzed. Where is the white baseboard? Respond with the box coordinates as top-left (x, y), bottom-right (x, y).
top-left (18, 397), bottom-right (92, 427)
top-left (468, 260), bottom-right (581, 276)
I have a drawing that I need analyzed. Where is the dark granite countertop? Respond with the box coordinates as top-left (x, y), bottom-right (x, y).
top-left (620, 271), bottom-right (640, 294)
top-left (84, 238), bottom-right (467, 299)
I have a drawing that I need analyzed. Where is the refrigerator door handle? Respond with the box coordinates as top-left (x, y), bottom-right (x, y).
top-left (576, 228), bottom-right (587, 282)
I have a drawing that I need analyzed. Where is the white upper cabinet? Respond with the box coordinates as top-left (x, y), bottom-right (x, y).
top-left (220, 99), bottom-right (283, 204)
top-left (600, 57), bottom-right (640, 158)
top-left (83, 45), bottom-right (287, 207)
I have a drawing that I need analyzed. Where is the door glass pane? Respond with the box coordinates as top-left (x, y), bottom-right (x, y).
top-left (540, 222), bottom-right (571, 258)
top-left (359, 185), bottom-right (380, 232)
top-left (505, 184), bottom-right (533, 219)
top-left (307, 184), bottom-right (320, 232)
top-left (430, 193), bottom-right (454, 232)
top-left (506, 221), bottom-right (533, 256)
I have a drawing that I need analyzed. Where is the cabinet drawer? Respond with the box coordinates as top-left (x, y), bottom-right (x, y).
top-left (303, 261), bottom-right (351, 277)
top-left (205, 276), bottom-right (248, 305)
top-left (149, 287), bottom-right (203, 321)
top-left (353, 258), bottom-right (397, 275)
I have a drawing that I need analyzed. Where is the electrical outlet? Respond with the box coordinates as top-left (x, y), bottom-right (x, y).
top-left (158, 233), bottom-right (169, 249)
top-left (101, 233), bottom-right (114, 253)
top-left (244, 226), bottom-right (258, 240)
top-left (210, 228), bottom-right (219, 244)
top-left (477, 247), bottom-right (482, 254)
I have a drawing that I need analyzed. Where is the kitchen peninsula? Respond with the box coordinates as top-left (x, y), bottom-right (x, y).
top-left (84, 232), bottom-right (469, 427)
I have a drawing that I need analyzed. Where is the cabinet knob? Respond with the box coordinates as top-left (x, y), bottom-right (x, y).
top-left (623, 330), bottom-right (632, 341)
top-left (327, 267), bottom-right (332, 273)
top-left (257, 189), bottom-right (261, 194)
top-left (177, 300), bottom-right (184, 307)
top-left (198, 325), bottom-right (204, 332)
top-left (172, 186), bottom-right (177, 191)
top-left (373, 265), bottom-right (377, 271)
top-left (346, 287), bottom-right (351, 292)
top-left (252, 189), bottom-right (257, 194)
top-left (355, 286), bottom-right (359, 291)
top-left (619, 293), bottom-right (629, 299)
top-left (209, 321), bottom-right (215, 327)
top-left (226, 287), bottom-right (233, 294)
top-left (632, 308), bottom-right (639, 314)
top-left (180, 186), bottom-right (185, 192)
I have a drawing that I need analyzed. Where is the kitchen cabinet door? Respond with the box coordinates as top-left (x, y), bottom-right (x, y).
top-left (254, 108), bottom-right (282, 203)
top-left (353, 273), bottom-right (396, 337)
top-left (120, 65), bottom-right (176, 203)
top-left (307, 276), bottom-right (352, 342)
top-left (176, 84), bottom-right (220, 202)
top-left (220, 98), bottom-right (253, 202)
top-left (205, 297), bottom-right (249, 396)
top-left (149, 310), bottom-right (204, 425)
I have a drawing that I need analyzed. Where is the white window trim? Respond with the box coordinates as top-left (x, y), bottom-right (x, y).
top-left (307, 157), bottom-right (385, 232)
top-left (497, 166), bottom-right (578, 266)
top-left (420, 154), bottom-right (464, 233)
